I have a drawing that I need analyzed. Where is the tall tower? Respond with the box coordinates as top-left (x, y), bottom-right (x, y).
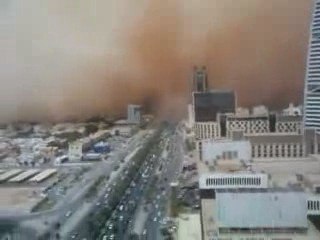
top-left (304, 0), bottom-right (320, 131)
top-left (193, 66), bottom-right (208, 92)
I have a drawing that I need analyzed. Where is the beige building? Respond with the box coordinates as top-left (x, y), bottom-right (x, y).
top-left (226, 114), bottom-right (270, 138)
top-left (246, 130), bottom-right (317, 160)
top-left (275, 115), bottom-right (302, 134)
top-left (194, 122), bottom-right (220, 140)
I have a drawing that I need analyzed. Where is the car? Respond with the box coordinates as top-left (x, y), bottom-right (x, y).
top-left (65, 211), bottom-right (72, 218)
top-left (71, 233), bottom-right (78, 239)
top-left (108, 223), bottom-right (114, 230)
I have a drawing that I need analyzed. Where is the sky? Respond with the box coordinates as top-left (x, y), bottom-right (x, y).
top-left (0, 0), bottom-right (313, 122)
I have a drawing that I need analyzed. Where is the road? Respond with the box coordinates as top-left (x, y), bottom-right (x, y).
top-left (0, 129), bottom-right (153, 239)
top-left (92, 127), bottom-right (169, 240)
top-left (145, 123), bottom-right (185, 240)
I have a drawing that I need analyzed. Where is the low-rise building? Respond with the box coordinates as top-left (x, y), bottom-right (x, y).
top-left (246, 130), bottom-right (317, 160)
top-left (226, 114), bottom-right (270, 138)
top-left (68, 141), bottom-right (83, 161)
top-left (201, 190), bottom-right (320, 240)
top-left (194, 122), bottom-right (220, 140)
top-left (275, 114), bottom-right (302, 134)
top-left (127, 104), bottom-right (142, 124)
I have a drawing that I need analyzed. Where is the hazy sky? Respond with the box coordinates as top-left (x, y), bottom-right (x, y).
top-left (0, 0), bottom-right (313, 122)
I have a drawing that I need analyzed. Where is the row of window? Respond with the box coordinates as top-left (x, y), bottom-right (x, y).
top-left (205, 177), bottom-right (262, 186)
top-left (252, 144), bottom-right (304, 158)
top-left (308, 200), bottom-right (320, 210)
top-left (194, 124), bottom-right (219, 140)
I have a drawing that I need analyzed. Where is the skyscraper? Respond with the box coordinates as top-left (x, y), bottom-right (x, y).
top-left (304, 0), bottom-right (320, 131)
top-left (193, 66), bottom-right (208, 92)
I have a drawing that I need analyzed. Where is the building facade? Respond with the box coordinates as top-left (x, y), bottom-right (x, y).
top-left (193, 66), bottom-right (208, 92)
top-left (127, 104), bottom-right (141, 124)
top-left (275, 115), bottom-right (302, 134)
top-left (304, 0), bottom-right (320, 132)
top-left (68, 141), bottom-right (83, 161)
top-left (199, 139), bottom-right (251, 163)
top-left (226, 115), bottom-right (270, 138)
top-left (246, 131), bottom-right (317, 159)
top-left (194, 122), bottom-right (220, 140)
top-left (200, 190), bottom-right (320, 240)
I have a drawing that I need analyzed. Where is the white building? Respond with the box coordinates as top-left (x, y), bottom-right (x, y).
top-left (226, 114), bottom-right (270, 138)
top-left (275, 114), bottom-right (302, 134)
top-left (187, 104), bottom-right (194, 129)
top-left (68, 141), bottom-right (83, 161)
top-left (201, 190), bottom-right (320, 240)
top-left (198, 139), bottom-right (251, 163)
top-left (194, 122), bottom-right (220, 140)
top-left (127, 104), bottom-right (141, 124)
top-left (308, 195), bottom-right (320, 216)
top-left (304, 0), bottom-right (320, 132)
top-left (199, 172), bottom-right (269, 190)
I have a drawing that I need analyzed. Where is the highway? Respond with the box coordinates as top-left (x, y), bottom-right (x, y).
top-left (0, 129), bottom-right (153, 239)
top-left (144, 124), bottom-right (185, 240)
top-left (0, 122), bottom-right (185, 240)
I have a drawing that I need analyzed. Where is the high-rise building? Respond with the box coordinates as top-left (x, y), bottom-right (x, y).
top-left (127, 104), bottom-right (141, 124)
top-left (304, 0), bottom-right (320, 131)
top-left (193, 90), bottom-right (236, 122)
top-left (193, 66), bottom-right (208, 92)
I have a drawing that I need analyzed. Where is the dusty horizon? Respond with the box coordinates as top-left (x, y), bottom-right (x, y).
top-left (0, 0), bottom-right (313, 123)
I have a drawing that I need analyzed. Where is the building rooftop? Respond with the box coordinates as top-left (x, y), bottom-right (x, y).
top-left (276, 114), bottom-right (303, 122)
top-left (215, 191), bottom-right (308, 229)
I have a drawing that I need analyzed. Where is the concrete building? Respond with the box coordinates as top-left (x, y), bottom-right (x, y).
top-left (68, 141), bottom-right (83, 161)
top-left (194, 122), bottom-right (220, 140)
top-left (198, 139), bottom-right (251, 163)
top-left (193, 90), bottom-right (236, 123)
top-left (193, 66), bottom-right (208, 92)
top-left (275, 115), bottom-right (303, 134)
top-left (187, 104), bottom-right (194, 129)
top-left (304, 0), bottom-right (320, 132)
top-left (226, 114), bottom-right (270, 138)
top-left (246, 130), bottom-right (317, 159)
top-left (127, 104), bottom-right (141, 124)
top-left (201, 190), bottom-right (320, 240)
top-left (199, 173), bottom-right (268, 192)
top-left (308, 195), bottom-right (320, 216)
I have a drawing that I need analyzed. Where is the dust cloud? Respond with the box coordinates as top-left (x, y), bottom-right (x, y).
top-left (0, 0), bottom-right (313, 122)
